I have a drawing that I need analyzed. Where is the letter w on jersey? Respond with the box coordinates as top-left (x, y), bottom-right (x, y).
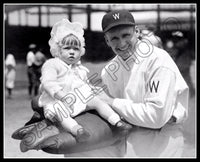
top-left (147, 80), bottom-right (160, 93)
top-left (113, 13), bottom-right (120, 20)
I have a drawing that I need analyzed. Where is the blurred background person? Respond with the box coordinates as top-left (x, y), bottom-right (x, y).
top-left (164, 39), bottom-right (178, 61)
top-left (24, 49), bottom-right (46, 126)
top-left (140, 25), bottom-right (163, 49)
top-left (171, 31), bottom-right (195, 97)
top-left (31, 48), bottom-right (46, 97)
top-left (26, 43), bottom-right (37, 98)
top-left (5, 53), bottom-right (16, 99)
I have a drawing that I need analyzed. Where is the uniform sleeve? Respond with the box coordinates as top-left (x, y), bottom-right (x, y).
top-left (40, 60), bottom-right (63, 98)
top-left (111, 67), bottom-right (182, 129)
top-left (26, 52), bottom-right (35, 66)
top-left (101, 68), bottom-right (111, 92)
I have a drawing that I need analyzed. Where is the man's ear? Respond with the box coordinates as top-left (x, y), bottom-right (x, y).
top-left (104, 35), bottom-right (110, 47)
top-left (135, 26), bottom-right (140, 38)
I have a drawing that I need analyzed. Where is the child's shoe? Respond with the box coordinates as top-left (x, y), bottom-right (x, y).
top-left (116, 120), bottom-right (133, 130)
top-left (114, 120), bottom-right (133, 136)
top-left (75, 128), bottom-right (90, 143)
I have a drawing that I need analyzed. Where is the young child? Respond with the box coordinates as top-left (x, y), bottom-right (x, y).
top-left (5, 53), bottom-right (16, 99)
top-left (38, 19), bottom-right (132, 142)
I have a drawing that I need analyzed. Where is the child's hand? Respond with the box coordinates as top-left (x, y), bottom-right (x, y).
top-left (97, 90), bottom-right (114, 106)
top-left (92, 86), bottom-right (103, 94)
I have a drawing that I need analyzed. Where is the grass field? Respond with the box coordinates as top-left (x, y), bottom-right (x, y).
top-left (4, 60), bottom-right (196, 158)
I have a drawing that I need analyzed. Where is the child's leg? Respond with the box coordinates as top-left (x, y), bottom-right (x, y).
top-left (56, 111), bottom-right (90, 142)
top-left (86, 97), bottom-right (121, 125)
top-left (59, 115), bottom-right (82, 136)
top-left (87, 97), bottom-right (133, 131)
top-left (44, 103), bottom-right (80, 135)
top-left (7, 88), bottom-right (12, 98)
top-left (44, 101), bottom-right (90, 142)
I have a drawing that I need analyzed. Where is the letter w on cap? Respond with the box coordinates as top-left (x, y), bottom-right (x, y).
top-left (112, 13), bottom-right (120, 20)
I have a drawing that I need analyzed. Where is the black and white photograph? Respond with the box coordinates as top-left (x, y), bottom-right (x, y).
top-left (3, 3), bottom-right (196, 158)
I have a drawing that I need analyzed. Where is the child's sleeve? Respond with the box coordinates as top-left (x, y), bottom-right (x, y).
top-left (40, 59), bottom-right (63, 98)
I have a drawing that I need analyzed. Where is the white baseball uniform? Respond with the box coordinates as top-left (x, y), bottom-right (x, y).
top-left (26, 51), bottom-right (35, 67)
top-left (101, 42), bottom-right (189, 157)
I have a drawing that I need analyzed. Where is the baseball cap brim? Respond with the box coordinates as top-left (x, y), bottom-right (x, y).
top-left (103, 21), bottom-right (135, 33)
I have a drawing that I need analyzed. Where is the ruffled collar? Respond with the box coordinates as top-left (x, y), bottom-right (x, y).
top-left (56, 58), bottom-right (89, 73)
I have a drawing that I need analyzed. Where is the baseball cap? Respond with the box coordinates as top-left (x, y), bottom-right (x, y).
top-left (29, 44), bottom-right (36, 49)
top-left (102, 10), bottom-right (135, 33)
top-left (172, 31), bottom-right (184, 38)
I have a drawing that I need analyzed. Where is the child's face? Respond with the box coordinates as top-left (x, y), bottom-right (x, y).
top-left (59, 45), bottom-right (81, 65)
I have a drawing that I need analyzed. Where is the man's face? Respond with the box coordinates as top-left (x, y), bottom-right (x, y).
top-left (105, 25), bottom-right (138, 60)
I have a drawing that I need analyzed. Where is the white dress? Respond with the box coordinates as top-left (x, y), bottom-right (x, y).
top-left (5, 54), bottom-right (16, 89)
top-left (39, 58), bottom-right (94, 118)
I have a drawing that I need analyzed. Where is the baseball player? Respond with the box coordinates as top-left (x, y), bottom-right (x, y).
top-left (26, 44), bottom-right (37, 97)
top-left (98, 9), bottom-right (189, 157)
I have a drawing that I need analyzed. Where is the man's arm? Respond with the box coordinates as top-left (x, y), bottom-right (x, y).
top-left (101, 67), bottom-right (188, 129)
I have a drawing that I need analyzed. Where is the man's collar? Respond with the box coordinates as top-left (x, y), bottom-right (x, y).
top-left (116, 51), bottom-right (144, 66)
top-left (116, 39), bottom-right (153, 65)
